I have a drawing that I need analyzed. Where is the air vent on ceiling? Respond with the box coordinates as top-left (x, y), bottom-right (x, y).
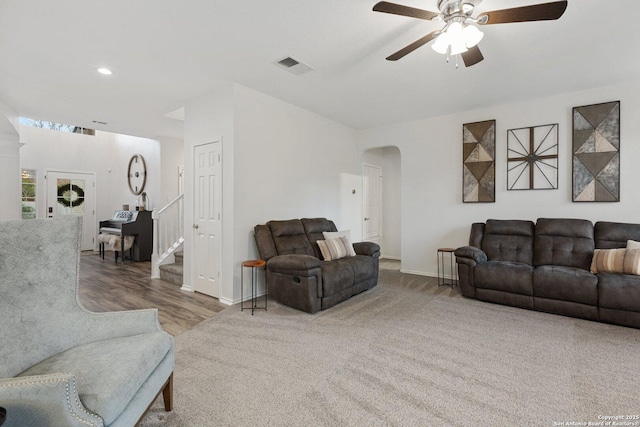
top-left (274, 56), bottom-right (313, 75)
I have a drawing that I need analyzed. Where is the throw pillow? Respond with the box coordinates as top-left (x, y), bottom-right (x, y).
top-left (322, 230), bottom-right (356, 256)
top-left (591, 248), bottom-right (640, 275)
top-left (627, 240), bottom-right (640, 249)
top-left (317, 236), bottom-right (354, 261)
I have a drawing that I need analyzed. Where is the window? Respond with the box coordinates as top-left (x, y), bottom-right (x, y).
top-left (19, 117), bottom-right (95, 135)
top-left (21, 169), bottom-right (37, 219)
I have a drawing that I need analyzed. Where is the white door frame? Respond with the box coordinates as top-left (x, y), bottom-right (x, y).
top-left (362, 162), bottom-right (383, 244)
top-left (192, 141), bottom-right (222, 298)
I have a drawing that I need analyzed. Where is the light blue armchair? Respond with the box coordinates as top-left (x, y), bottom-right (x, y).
top-left (0, 217), bottom-right (174, 426)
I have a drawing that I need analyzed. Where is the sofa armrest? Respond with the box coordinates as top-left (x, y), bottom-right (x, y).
top-left (0, 373), bottom-right (104, 426)
top-left (454, 246), bottom-right (487, 264)
top-left (267, 254), bottom-right (321, 274)
top-left (454, 246), bottom-right (486, 299)
top-left (77, 309), bottom-right (163, 344)
top-left (353, 242), bottom-right (381, 257)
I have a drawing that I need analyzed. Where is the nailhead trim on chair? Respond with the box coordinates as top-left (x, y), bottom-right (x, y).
top-left (2, 374), bottom-right (104, 427)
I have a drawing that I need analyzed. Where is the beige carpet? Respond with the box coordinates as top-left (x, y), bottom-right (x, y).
top-left (140, 268), bottom-right (640, 426)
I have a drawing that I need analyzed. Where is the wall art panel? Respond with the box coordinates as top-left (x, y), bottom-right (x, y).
top-left (507, 124), bottom-right (558, 190)
top-left (463, 120), bottom-right (495, 203)
top-left (572, 101), bottom-right (620, 202)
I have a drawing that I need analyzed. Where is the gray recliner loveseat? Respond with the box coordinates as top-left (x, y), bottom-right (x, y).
top-left (0, 217), bottom-right (174, 426)
top-left (254, 218), bottom-right (380, 313)
top-left (455, 218), bottom-right (640, 329)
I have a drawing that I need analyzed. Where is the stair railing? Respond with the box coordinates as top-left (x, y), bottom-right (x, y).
top-left (151, 194), bottom-right (184, 278)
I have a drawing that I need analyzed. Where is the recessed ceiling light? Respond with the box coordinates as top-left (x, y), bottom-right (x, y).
top-left (97, 68), bottom-right (112, 75)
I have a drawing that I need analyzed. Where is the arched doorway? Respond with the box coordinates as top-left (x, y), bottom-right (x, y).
top-left (361, 146), bottom-right (401, 266)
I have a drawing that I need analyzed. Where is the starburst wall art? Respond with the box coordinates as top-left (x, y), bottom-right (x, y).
top-left (507, 124), bottom-right (558, 190)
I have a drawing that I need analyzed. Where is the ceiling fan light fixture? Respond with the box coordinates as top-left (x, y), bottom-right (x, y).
top-left (463, 24), bottom-right (484, 48)
top-left (432, 21), bottom-right (476, 55)
top-left (431, 32), bottom-right (450, 54)
top-left (461, 3), bottom-right (475, 14)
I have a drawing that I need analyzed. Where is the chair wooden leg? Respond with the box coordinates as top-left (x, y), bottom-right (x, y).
top-left (163, 373), bottom-right (173, 411)
top-left (134, 372), bottom-right (174, 427)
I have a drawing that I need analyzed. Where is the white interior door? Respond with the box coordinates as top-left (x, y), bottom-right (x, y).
top-left (363, 163), bottom-right (382, 244)
top-left (193, 142), bottom-right (221, 298)
top-left (46, 171), bottom-right (96, 251)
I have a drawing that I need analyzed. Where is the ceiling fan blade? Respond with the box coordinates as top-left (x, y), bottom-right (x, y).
top-left (478, 1), bottom-right (567, 25)
top-left (461, 45), bottom-right (484, 67)
top-left (386, 31), bottom-right (439, 61)
top-left (373, 1), bottom-right (439, 21)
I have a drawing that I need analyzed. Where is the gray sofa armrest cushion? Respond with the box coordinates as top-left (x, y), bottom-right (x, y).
top-left (353, 242), bottom-right (381, 257)
top-left (0, 373), bottom-right (104, 427)
top-left (267, 254), bottom-right (322, 275)
top-left (455, 246), bottom-right (487, 264)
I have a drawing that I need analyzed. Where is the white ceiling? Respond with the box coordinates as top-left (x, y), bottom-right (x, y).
top-left (0, 0), bottom-right (638, 140)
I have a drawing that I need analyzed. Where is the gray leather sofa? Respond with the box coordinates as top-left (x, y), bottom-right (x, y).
top-left (254, 218), bottom-right (380, 313)
top-left (0, 217), bottom-right (174, 426)
top-left (455, 218), bottom-right (640, 329)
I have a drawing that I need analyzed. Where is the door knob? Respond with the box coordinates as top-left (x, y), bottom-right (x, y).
top-left (193, 224), bottom-right (199, 229)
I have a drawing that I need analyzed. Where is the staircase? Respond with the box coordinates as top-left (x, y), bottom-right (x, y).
top-left (159, 252), bottom-right (183, 286)
top-left (151, 194), bottom-right (184, 280)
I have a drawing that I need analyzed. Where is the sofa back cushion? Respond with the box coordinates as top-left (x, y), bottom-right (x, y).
top-left (594, 221), bottom-right (640, 249)
top-left (481, 220), bottom-right (535, 264)
top-left (267, 219), bottom-right (315, 257)
top-left (534, 218), bottom-right (594, 269)
top-left (302, 218), bottom-right (338, 259)
top-left (254, 224), bottom-right (279, 261)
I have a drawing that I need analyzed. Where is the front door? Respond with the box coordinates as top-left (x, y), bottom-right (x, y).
top-left (46, 171), bottom-right (96, 251)
top-left (193, 142), bottom-right (222, 298)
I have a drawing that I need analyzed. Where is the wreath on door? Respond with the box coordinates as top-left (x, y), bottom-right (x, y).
top-left (56, 183), bottom-right (85, 208)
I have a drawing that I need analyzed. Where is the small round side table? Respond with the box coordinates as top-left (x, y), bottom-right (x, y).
top-left (437, 247), bottom-right (458, 288)
top-left (241, 260), bottom-right (267, 315)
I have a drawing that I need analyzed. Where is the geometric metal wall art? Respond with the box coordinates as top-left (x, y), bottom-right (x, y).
top-left (463, 120), bottom-right (495, 203)
top-left (507, 124), bottom-right (558, 190)
top-left (572, 101), bottom-right (620, 202)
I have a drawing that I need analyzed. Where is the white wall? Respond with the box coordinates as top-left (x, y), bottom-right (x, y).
top-left (183, 82), bottom-right (235, 301)
top-left (0, 99), bottom-right (21, 220)
top-left (382, 146), bottom-right (401, 259)
top-left (359, 79), bottom-right (640, 277)
top-left (19, 126), bottom-right (161, 228)
top-left (158, 136), bottom-right (184, 205)
top-left (184, 83), bottom-right (361, 304)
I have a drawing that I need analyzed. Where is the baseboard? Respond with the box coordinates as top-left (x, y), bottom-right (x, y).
top-left (219, 296), bottom-right (234, 306)
top-left (227, 291), bottom-right (267, 306)
top-left (380, 255), bottom-right (401, 261)
top-left (400, 269), bottom-right (437, 278)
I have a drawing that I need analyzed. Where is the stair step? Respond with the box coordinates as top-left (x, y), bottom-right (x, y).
top-left (159, 262), bottom-right (183, 286)
top-left (174, 251), bottom-right (183, 265)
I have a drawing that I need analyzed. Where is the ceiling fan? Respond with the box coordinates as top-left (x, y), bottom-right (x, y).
top-left (373, 0), bottom-right (568, 67)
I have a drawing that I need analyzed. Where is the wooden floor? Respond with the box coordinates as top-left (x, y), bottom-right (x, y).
top-left (78, 256), bottom-right (424, 337)
top-left (78, 253), bottom-right (227, 336)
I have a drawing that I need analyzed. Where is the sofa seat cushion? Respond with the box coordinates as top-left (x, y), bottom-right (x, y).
top-left (533, 265), bottom-right (598, 306)
top-left (598, 272), bottom-right (640, 312)
top-left (475, 261), bottom-right (534, 295)
top-left (18, 331), bottom-right (173, 425)
top-left (341, 255), bottom-right (376, 283)
top-left (321, 259), bottom-right (356, 296)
